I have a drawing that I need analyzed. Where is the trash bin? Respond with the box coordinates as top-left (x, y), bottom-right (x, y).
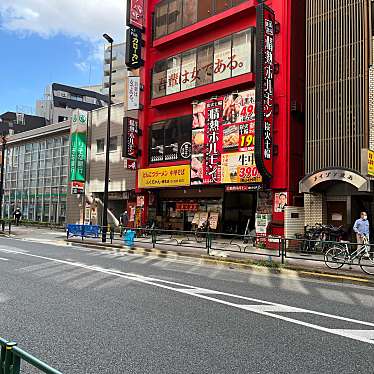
top-left (123, 230), bottom-right (135, 248)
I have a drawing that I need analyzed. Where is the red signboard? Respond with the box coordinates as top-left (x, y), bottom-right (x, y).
top-left (124, 159), bottom-right (137, 170)
top-left (127, 0), bottom-right (144, 30)
top-left (225, 185), bottom-right (260, 192)
top-left (255, 3), bottom-right (275, 180)
top-left (176, 203), bottom-right (199, 212)
top-left (123, 117), bottom-right (138, 159)
top-left (203, 99), bottom-right (224, 184)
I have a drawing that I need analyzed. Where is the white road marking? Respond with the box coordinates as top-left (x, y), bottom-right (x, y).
top-left (329, 329), bottom-right (374, 340)
top-left (1, 247), bottom-right (374, 345)
top-left (241, 305), bottom-right (305, 313)
top-left (0, 257), bottom-right (8, 261)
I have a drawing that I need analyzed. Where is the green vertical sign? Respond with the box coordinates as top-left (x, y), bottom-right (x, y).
top-left (70, 110), bottom-right (88, 182)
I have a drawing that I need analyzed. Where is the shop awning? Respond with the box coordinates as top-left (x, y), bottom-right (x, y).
top-left (299, 167), bottom-right (370, 193)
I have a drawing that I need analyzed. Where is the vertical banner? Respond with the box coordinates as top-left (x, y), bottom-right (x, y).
top-left (255, 3), bottom-right (275, 180)
top-left (123, 117), bottom-right (139, 159)
top-left (70, 109), bottom-right (88, 182)
top-left (127, 76), bottom-right (140, 110)
top-left (125, 26), bottom-right (143, 69)
top-left (127, 0), bottom-right (144, 30)
top-left (203, 98), bottom-right (223, 184)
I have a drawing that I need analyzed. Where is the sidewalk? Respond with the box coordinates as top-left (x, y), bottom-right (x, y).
top-left (66, 232), bottom-right (374, 286)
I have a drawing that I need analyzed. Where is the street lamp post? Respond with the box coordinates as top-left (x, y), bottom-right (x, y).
top-left (102, 33), bottom-right (114, 243)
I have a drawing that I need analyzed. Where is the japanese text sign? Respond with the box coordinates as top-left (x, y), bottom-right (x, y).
top-left (138, 165), bottom-right (191, 188)
top-left (255, 3), bottom-right (275, 180)
top-left (126, 26), bottom-right (142, 69)
top-left (123, 117), bottom-right (139, 159)
top-left (127, 76), bottom-right (140, 110)
top-left (127, 0), bottom-right (144, 30)
top-left (203, 99), bottom-right (224, 184)
top-left (70, 109), bottom-right (88, 182)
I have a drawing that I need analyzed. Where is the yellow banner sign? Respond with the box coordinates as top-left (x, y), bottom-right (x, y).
top-left (138, 165), bottom-right (191, 189)
top-left (221, 151), bottom-right (262, 184)
top-left (369, 150), bottom-right (374, 176)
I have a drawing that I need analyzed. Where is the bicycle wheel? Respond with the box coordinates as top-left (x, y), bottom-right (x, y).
top-left (324, 245), bottom-right (347, 270)
top-left (359, 252), bottom-right (374, 275)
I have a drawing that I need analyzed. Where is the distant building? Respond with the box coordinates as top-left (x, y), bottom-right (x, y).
top-left (36, 83), bottom-right (109, 124)
top-left (80, 84), bottom-right (103, 95)
top-left (103, 43), bottom-right (127, 104)
top-left (3, 121), bottom-right (70, 223)
top-left (0, 112), bottom-right (48, 136)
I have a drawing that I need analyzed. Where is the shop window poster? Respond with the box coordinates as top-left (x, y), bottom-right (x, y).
top-left (274, 192), bottom-right (288, 213)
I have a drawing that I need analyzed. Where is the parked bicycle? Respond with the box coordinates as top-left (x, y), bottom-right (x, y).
top-left (299, 223), bottom-right (346, 253)
top-left (195, 221), bottom-right (209, 243)
top-left (324, 235), bottom-right (374, 275)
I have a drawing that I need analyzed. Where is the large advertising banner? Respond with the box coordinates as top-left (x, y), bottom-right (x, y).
top-left (138, 165), bottom-right (190, 189)
top-left (203, 99), bottom-right (224, 184)
top-left (191, 90), bottom-right (260, 186)
top-left (70, 110), bottom-right (88, 182)
top-left (221, 151), bottom-right (262, 184)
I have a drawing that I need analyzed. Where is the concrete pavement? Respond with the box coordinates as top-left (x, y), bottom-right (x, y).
top-left (0, 235), bottom-right (373, 373)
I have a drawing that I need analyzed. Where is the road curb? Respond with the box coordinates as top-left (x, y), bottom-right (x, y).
top-left (66, 239), bottom-right (374, 287)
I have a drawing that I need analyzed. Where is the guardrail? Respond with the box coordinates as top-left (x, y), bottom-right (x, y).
top-left (0, 336), bottom-right (62, 374)
top-left (66, 225), bottom-right (374, 274)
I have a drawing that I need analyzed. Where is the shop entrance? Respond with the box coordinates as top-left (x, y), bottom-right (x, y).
top-left (326, 201), bottom-right (347, 226)
top-left (223, 191), bottom-right (257, 234)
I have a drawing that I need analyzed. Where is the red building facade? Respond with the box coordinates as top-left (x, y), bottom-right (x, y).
top-left (132, 0), bottom-right (305, 235)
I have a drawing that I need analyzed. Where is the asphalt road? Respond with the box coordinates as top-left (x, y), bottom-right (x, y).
top-left (0, 236), bottom-right (373, 373)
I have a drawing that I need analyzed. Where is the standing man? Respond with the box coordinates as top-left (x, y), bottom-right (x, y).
top-left (353, 211), bottom-right (370, 244)
top-left (13, 208), bottom-right (22, 226)
top-left (120, 210), bottom-right (129, 228)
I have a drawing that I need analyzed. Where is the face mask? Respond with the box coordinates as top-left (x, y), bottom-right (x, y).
top-left (362, 216), bottom-right (367, 220)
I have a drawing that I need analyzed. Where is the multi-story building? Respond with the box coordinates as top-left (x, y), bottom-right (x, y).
top-left (0, 112), bottom-right (48, 136)
top-left (300, 0), bottom-right (374, 231)
top-left (66, 103), bottom-right (137, 226)
top-left (133, 0), bottom-right (306, 235)
top-left (3, 122), bottom-right (70, 223)
top-left (36, 83), bottom-right (109, 124)
top-left (103, 43), bottom-right (128, 104)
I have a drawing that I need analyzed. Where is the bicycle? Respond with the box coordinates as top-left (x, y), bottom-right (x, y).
top-left (324, 235), bottom-right (374, 275)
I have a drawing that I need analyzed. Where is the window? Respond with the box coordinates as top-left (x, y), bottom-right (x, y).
top-left (70, 94), bottom-right (83, 101)
top-left (196, 43), bottom-right (213, 86)
top-left (166, 55), bottom-right (181, 95)
top-left (96, 139), bottom-right (105, 153)
top-left (232, 28), bottom-right (253, 77)
top-left (154, 0), bottom-right (245, 39)
top-left (109, 136), bottom-right (118, 151)
top-left (58, 116), bottom-right (68, 122)
top-left (155, 0), bottom-right (168, 39)
top-left (213, 36), bottom-right (232, 82)
top-left (197, 0), bottom-right (213, 21)
top-left (152, 60), bottom-right (167, 98)
top-left (182, 0), bottom-right (197, 27)
top-left (215, 0), bottom-right (231, 13)
top-left (181, 49), bottom-right (197, 91)
top-left (151, 28), bottom-right (254, 98)
top-left (150, 123), bottom-right (165, 162)
top-left (149, 115), bottom-right (192, 163)
top-left (167, 0), bottom-right (182, 33)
